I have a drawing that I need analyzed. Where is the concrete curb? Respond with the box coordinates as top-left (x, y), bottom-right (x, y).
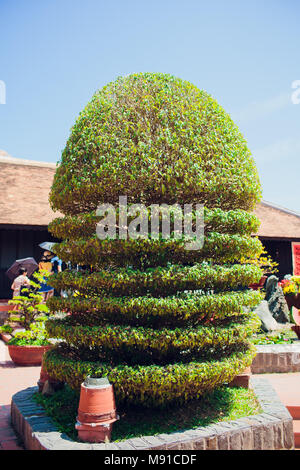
top-left (11, 377), bottom-right (294, 450)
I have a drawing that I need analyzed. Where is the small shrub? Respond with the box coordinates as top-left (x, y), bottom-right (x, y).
top-left (8, 270), bottom-right (50, 330)
top-left (8, 323), bottom-right (50, 346)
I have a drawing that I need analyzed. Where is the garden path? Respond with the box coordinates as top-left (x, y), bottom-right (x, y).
top-left (0, 339), bottom-right (40, 450)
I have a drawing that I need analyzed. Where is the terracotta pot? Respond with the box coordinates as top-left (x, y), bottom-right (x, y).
top-left (285, 293), bottom-right (300, 311)
top-left (76, 421), bottom-right (113, 444)
top-left (76, 376), bottom-right (118, 443)
top-left (292, 325), bottom-right (300, 340)
top-left (249, 276), bottom-right (267, 290)
top-left (8, 345), bottom-right (51, 366)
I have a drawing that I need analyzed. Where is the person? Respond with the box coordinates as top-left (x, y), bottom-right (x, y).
top-left (38, 251), bottom-right (54, 301)
top-left (11, 267), bottom-right (30, 311)
top-left (11, 267), bottom-right (30, 297)
top-left (51, 254), bottom-right (63, 274)
top-left (39, 251), bottom-right (53, 272)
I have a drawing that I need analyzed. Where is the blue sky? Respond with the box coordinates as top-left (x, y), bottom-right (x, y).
top-left (0, 0), bottom-right (299, 211)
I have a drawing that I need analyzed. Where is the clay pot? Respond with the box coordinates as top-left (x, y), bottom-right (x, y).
top-left (8, 345), bottom-right (51, 366)
top-left (76, 421), bottom-right (114, 443)
top-left (285, 293), bottom-right (300, 311)
top-left (292, 325), bottom-right (300, 340)
top-left (76, 376), bottom-right (118, 443)
top-left (249, 276), bottom-right (267, 290)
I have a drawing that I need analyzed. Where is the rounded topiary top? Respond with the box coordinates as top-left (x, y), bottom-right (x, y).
top-left (50, 73), bottom-right (261, 215)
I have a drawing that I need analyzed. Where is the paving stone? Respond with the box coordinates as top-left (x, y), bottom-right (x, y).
top-left (126, 437), bottom-right (150, 450)
top-left (1, 439), bottom-right (23, 450)
top-left (273, 422), bottom-right (284, 449)
top-left (114, 441), bottom-right (139, 450)
top-left (240, 428), bottom-right (254, 450)
top-left (191, 438), bottom-right (206, 450)
top-left (217, 432), bottom-right (230, 450)
top-left (141, 435), bottom-right (166, 448)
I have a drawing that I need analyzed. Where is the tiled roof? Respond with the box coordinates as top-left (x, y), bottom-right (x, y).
top-left (1, 156), bottom-right (300, 238)
top-left (254, 201), bottom-right (300, 239)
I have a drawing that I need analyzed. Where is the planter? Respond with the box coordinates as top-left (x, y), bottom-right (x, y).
top-left (292, 325), bottom-right (300, 340)
top-left (11, 378), bottom-right (295, 450)
top-left (285, 293), bottom-right (300, 311)
top-left (284, 294), bottom-right (300, 325)
top-left (249, 275), bottom-right (267, 290)
top-left (76, 376), bottom-right (118, 443)
top-left (8, 344), bottom-right (51, 366)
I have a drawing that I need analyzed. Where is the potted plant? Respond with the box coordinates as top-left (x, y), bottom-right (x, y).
top-left (7, 322), bottom-right (51, 365)
top-left (279, 276), bottom-right (300, 338)
top-left (2, 269), bottom-right (52, 365)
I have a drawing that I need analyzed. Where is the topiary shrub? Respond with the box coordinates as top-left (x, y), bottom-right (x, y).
top-left (44, 73), bottom-right (263, 407)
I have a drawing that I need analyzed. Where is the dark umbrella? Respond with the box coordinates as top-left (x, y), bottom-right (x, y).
top-left (5, 257), bottom-right (39, 281)
top-left (39, 242), bottom-right (56, 252)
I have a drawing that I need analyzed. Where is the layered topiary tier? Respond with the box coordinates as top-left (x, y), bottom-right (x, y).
top-left (45, 73), bottom-right (263, 407)
top-left (48, 263), bottom-right (262, 297)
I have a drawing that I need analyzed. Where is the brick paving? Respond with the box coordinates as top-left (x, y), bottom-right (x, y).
top-left (259, 372), bottom-right (300, 449)
top-left (0, 339), bottom-right (40, 450)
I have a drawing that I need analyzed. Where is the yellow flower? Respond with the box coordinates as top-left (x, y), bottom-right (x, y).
top-left (283, 284), bottom-right (297, 295)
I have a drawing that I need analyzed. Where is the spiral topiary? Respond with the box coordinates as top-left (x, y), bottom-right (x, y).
top-left (44, 73), bottom-right (263, 407)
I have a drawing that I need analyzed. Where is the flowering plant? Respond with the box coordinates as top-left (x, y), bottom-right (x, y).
top-left (240, 248), bottom-right (278, 275)
top-left (279, 276), bottom-right (300, 296)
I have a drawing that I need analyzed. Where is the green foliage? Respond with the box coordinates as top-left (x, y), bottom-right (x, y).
top-left (47, 290), bottom-right (262, 328)
top-left (52, 233), bottom-right (262, 269)
top-left (46, 73), bottom-right (263, 407)
top-left (8, 270), bottom-right (50, 330)
top-left (0, 324), bottom-right (13, 334)
top-left (49, 73), bottom-right (261, 215)
top-left (252, 329), bottom-right (297, 345)
top-left (47, 313), bottom-right (260, 362)
top-left (34, 385), bottom-right (260, 442)
top-left (49, 208), bottom-right (260, 241)
top-left (8, 322), bottom-right (50, 346)
top-left (43, 344), bottom-right (256, 407)
top-left (49, 263), bottom-right (262, 298)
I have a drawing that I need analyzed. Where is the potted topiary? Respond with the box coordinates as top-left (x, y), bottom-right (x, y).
top-left (2, 269), bottom-right (52, 365)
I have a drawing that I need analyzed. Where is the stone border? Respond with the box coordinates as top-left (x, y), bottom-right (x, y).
top-left (11, 377), bottom-right (294, 450)
top-left (251, 344), bottom-right (300, 374)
